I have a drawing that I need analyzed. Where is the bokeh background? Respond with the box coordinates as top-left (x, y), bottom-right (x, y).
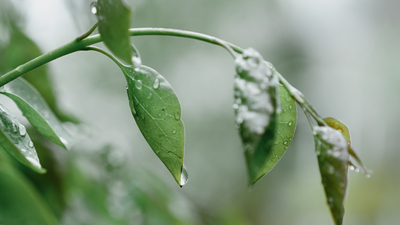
top-left (1, 0), bottom-right (399, 224)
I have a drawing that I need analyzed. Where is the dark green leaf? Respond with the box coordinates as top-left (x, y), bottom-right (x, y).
top-left (123, 65), bottom-right (187, 186)
top-left (251, 85), bottom-right (297, 182)
top-left (313, 126), bottom-right (349, 225)
top-left (0, 24), bottom-right (78, 123)
top-left (0, 104), bottom-right (45, 173)
top-left (0, 78), bottom-right (74, 149)
top-left (0, 150), bottom-right (57, 225)
top-left (233, 48), bottom-right (280, 185)
top-left (96, 0), bottom-right (132, 65)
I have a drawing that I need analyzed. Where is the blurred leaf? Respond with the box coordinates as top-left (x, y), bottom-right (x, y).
top-left (313, 126), bottom-right (349, 225)
top-left (251, 85), bottom-right (297, 182)
top-left (233, 48), bottom-right (280, 185)
top-left (123, 65), bottom-right (187, 186)
top-left (0, 78), bottom-right (75, 149)
top-left (0, 104), bottom-right (45, 173)
top-left (0, 150), bottom-right (57, 225)
top-left (96, 0), bottom-right (132, 65)
top-left (0, 24), bottom-right (79, 123)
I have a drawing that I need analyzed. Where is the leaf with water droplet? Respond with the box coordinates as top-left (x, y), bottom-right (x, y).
top-left (249, 85), bottom-right (297, 184)
top-left (233, 48), bottom-right (283, 185)
top-left (0, 78), bottom-right (75, 149)
top-left (323, 117), bottom-right (369, 174)
top-left (123, 65), bottom-right (187, 186)
top-left (0, 104), bottom-right (45, 173)
top-left (96, 0), bottom-right (132, 65)
top-left (313, 126), bottom-right (349, 225)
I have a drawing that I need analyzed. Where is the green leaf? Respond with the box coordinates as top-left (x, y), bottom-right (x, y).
top-left (233, 48), bottom-right (281, 185)
top-left (0, 78), bottom-right (74, 149)
top-left (0, 24), bottom-right (78, 123)
top-left (313, 126), bottom-right (349, 225)
top-left (0, 104), bottom-right (45, 173)
top-left (250, 85), bottom-right (297, 182)
top-left (96, 0), bottom-right (132, 65)
top-left (123, 65), bottom-right (187, 186)
top-left (0, 150), bottom-right (57, 225)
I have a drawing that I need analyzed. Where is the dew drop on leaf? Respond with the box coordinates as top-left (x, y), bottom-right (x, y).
top-left (135, 80), bottom-right (143, 89)
top-left (288, 121), bottom-right (293, 126)
top-left (29, 141), bottom-right (34, 148)
top-left (147, 93), bottom-right (152, 99)
top-left (179, 165), bottom-right (189, 187)
top-left (172, 130), bottom-right (177, 134)
top-left (18, 124), bottom-right (26, 136)
top-left (90, 1), bottom-right (97, 15)
top-left (153, 78), bottom-right (160, 89)
top-left (174, 112), bottom-right (180, 120)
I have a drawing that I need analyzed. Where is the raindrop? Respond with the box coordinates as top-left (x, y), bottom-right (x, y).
top-left (90, 2), bottom-right (97, 15)
top-left (283, 141), bottom-right (288, 145)
top-left (12, 123), bottom-right (18, 133)
top-left (131, 105), bottom-right (137, 115)
top-left (172, 130), bottom-right (177, 134)
top-left (288, 121), bottom-right (293, 126)
top-left (147, 93), bottom-right (152, 99)
top-left (174, 112), bottom-right (180, 120)
top-left (233, 104), bottom-right (239, 109)
top-left (349, 165), bottom-right (355, 171)
top-left (135, 80), bottom-right (143, 89)
top-left (235, 98), bottom-right (242, 104)
top-left (26, 156), bottom-right (41, 168)
top-left (153, 79), bottom-right (160, 89)
top-left (355, 168), bottom-right (360, 173)
top-left (20, 148), bottom-right (27, 153)
top-left (179, 165), bottom-right (189, 187)
top-left (289, 105), bottom-right (293, 110)
top-left (18, 124), bottom-right (26, 136)
top-left (29, 141), bottom-right (34, 148)
top-left (60, 137), bottom-right (68, 147)
top-left (131, 45), bottom-right (142, 68)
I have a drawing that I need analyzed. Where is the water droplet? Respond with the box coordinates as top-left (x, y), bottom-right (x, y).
top-left (355, 168), bottom-right (360, 173)
top-left (349, 165), bottom-right (355, 171)
top-left (328, 165), bottom-right (335, 174)
top-left (283, 109), bottom-right (287, 112)
top-left (289, 105), bottom-right (293, 110)
top-left (26, 156), bottom-right (41, 168)
top-left (179, 165), bottom-right (189, 187)
top-left (90, 2), bottom-right (97, 15)
top-left (172, 130), bottom-right (177, 134)
top-left (235, 98), bottom-right (242, 104)
top-left (131, 45), bottom-right (142, 68)
top-left (366, 174), bottom-right (371, 178)
top-left (18, 124), bottom-right (26, 136)
top-left (288, 121), bottom-right (293, 126)
top-left (135, 80), bottom-right (143, 89)
top-left (174, 112), bottom-right (180, 120)
top-left (233, 104), bottom-right (239, 109)
top-left (60, 137), bottom-right (68, 147)
top-left (147, 93), bottom-right (152, 99)
top-left (316, 150), bottom-right (321, 155)
top-left (29, 141), bottom-right (34, 148)
top-left (131, 106), bottom-right (137, 115)
top-left (12, 123), bottom-right (18, 133)
top-left (20, 148), bottom-right (27, 153)
top-left (283, 141), bottom-right (288, 145)
top-left (153, 79), bottom-right (160, 89)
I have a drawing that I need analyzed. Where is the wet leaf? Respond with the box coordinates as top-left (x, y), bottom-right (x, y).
top-left (96, 0), bottom-right (132, 65)
top-left (233, 48), bottom-right (280, 185)
top-left (123, 65), bottom-right (187, 186)
top-left (0, 151), bottom-right (57, 225)
top-left (313, 126), bottom-right (349, 225)
top-left (0, 78), bottom-right (74, 149)
top-left (0, 104), bottom-right (45, 173)
top-left (250, 85), bottom-right (297, 183)
top-left (0, 24), bottom-right (78, 123)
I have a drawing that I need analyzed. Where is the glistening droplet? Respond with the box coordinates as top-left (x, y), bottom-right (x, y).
top-left (135, 80), bottom-right (143, 89)
top-left (174, 112), bottom-right (180, 120)
top-left (153, 79), bottom-right (160, 89)
top-left (18, 124), bottom-right (26, 136)
top-left (147, 93), bottom-right (152, 99)
top-left (90, 2), bottom-right (97, 15)
top-left (179, 165), bottom-right (189, 187)
top-left (288, 121), bottom-right (293, 126)
top-left (172, 130), bottom-right (177, 134)
top-left (131, 45), bottom-right (142, 68)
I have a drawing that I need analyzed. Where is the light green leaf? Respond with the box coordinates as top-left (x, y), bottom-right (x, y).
top-left (0, 150), bottom-right (57, 225)
top-left (0, 104), bottom-right (45, 173)
top-left (250, 85), bottom-right (297, 183)
top-left (313, 126), bottom-right (349, 225)
top-left (233, 48), bottom-right (280, 185)
top-left (123, 65), bottom-right (187, 186)
top-left (0, 78), bottom-right (74, 149)
top-left (96, 0), bottom-right (132, 65)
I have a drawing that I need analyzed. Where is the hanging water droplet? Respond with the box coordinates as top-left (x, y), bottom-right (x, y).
top-left (60, 137), bottom-right (68, 147)
top-left (355, 168), bottom-right (360, 173)
top-left (288, 121), bottom-right (293, 126)
top-left (349, 165), bottom-right (355, 170)
top-left (90, 2), bottom-right (97, 15)
top-left (179, 165), bottom-right (189, 187)
top-left (135, 80), bottom-right (143, 89)
top-left (147, 93), bottom-right (152, 99)
top-left (153, 78), bottom-right (160, 89)
top-left (172, 130), bottom-right (177, 134)
top-left (29, 141), bottom-right (34, 148)
top-left (316, 150), bottom-right (321, 155)
top-left (174, 112), bottom-right (180, 120)
top-left (131, 45), bottom-right (142, 68)
top-left (18, 124), bottom-right (26, 136)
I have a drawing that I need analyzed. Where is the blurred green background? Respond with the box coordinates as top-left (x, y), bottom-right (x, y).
top-left (1, 0), bottom-right (399, 224)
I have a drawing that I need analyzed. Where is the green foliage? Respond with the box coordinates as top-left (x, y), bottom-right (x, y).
top-left (123, 65), bottom-right (187, 186)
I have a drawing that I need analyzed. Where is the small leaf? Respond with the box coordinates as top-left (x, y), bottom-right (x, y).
top-left (324, 117), bottom-right (369, 173)
top-left (313, 126), bottom-right (349, 225)
top-left (123, 65), bottom-right (187, 186)
top-left (0, 104), bottom-right (45, 173)
top-left (96, 0), bottom-right (132, 65)
top-left (233, 48), bottom-right (280, 185)
top-left (251, 85), bottom-right (297, 182)
top-left (0, 150), bottom-right (57, 225)
top-left (0, 78), bottom-right (74, 149)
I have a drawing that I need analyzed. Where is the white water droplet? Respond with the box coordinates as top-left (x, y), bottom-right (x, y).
top-left (135, 80), bottom-right (143, 89)
top-left (174, 112), bottom-right (180, 120)
top-left (355, 168), bottom-right (360, 173)
top-left (90, 2), bottom-right (97, 15)
top-left (26, 156), bottom-right (41, 168)
top-left (349, 165), bottom-right (355, 171)
top-left (131, 105), bottom-right (137, 115)
top-left (29, 141), bottom-right (34, 148)
top-left (12, 123), bottom-right (18, 133)
top-left (147, 93), bottom-right (152, 99)
top-left (283, 141), bottom-right (288, 145)
top-left (172, 130), bottom-right (177, 134)
top-left (233, 104), bottom-right (239, 109)
top-left (179, 165), bottom-right (189, 187)
top-left (18, 124), bottom-right (26, 136)
top-left (60, 137), bottom-right (68, 147)
top-left (288, 121), bottom-right (293, 126)
top-left (153, 79), bottom-right (160, 89)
